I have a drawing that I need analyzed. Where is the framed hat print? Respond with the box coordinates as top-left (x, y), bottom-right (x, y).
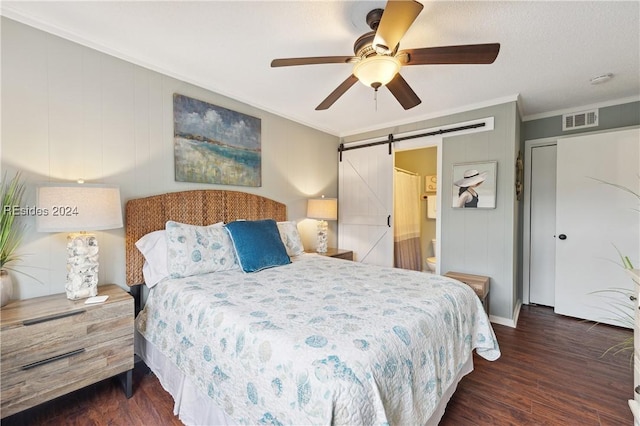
top-left (452, 161), bottom-right (497, 209)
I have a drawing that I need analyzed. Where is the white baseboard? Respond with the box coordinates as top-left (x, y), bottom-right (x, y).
top-left (488, 300), bottom-right (522, 328)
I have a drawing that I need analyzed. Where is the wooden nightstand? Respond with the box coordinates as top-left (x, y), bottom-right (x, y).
top-left (306, 248), bottom-right (353, 261)
top-left (0, 284), bottom-right (134, 418)
top-left (444, 271), bottom-right (490, 315)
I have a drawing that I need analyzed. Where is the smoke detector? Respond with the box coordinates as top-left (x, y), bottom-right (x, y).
top-left (590, 73), bottom-right (613, 85)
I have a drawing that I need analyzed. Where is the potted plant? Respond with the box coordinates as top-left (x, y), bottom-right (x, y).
top-left (589, 177), bottom-right (640, 355)
top-left (1, 172), bottom-right (27, 306)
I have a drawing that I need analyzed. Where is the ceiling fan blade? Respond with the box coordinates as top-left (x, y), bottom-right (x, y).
top-left (373, 0), bottom-right (424, 54)
top-left (386, 73), bottom-right (421, 110)
top-left (271, 56), bottom-right (355, 67)
top-left (403, 43), bottom-right (501, 65)
top-left (316, 75), bottom-right (359, 110)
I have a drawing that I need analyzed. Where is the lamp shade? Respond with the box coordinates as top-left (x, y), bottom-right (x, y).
top-left (353, 55), bottom-right (401, 88)
top-left (307, 197), bottom-right (338, 221)
top-left (36, 183), bottom-right (123, 232)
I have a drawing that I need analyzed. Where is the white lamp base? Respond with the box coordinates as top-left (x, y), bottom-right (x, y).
top-left (316, 220), bottom-right (328, 253)
top-left (66, 232), bottom-right (99, 300)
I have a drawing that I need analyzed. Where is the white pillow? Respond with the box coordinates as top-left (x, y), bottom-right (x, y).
top-left (277, 221), bottom-right (305, 257)
top-left (135, 230), bottom-right (169, 288)
top-left (135, 222), bottom-right (225, 287)
top-left (165, 221), bottom-right (238, 278)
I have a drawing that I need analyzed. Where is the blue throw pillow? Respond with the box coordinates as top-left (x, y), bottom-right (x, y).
top-left (224, 219), bottom-right (291, 272)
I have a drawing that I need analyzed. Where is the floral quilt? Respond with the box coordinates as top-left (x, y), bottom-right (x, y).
top-left (136, 254), bottom-right (500, 425)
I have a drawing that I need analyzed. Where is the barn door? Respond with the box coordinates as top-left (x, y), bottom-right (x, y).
top-left (339, 144), bottom-right (393, 266)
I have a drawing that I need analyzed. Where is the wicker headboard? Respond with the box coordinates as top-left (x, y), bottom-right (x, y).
top-left (125, 190), bottom-right (287, 286)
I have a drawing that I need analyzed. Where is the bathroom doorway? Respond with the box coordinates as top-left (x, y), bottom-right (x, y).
top-left (394, 145), bottom-right (439, 272)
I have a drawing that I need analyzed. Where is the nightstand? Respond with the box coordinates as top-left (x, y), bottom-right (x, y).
top-left (306, 248), bottom-right (353, 261)
top-left (444, 271), bottom-right (490, 315)
top-left (0, 284), bottom-right (134, 418)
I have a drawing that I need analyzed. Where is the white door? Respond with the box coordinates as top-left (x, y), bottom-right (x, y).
top-left (554, 128), bottom-right (640, 326)
top-left (339, 143), bottom-right (393, 266)
top-left (529, 144), bottom-right (557, 306)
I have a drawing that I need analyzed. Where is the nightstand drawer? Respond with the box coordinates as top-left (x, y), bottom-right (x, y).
top-left (1, 335), bottom-right (133, 417)
top-left (1, 301), bottom-right (131, 370)
top-left (0, 284), bottom-right (134, 418)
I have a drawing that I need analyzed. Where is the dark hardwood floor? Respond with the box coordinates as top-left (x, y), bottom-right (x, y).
top-left (2, 305), bottom-right (633, 425)
top-left (441, 305), bottom-right (633, 426)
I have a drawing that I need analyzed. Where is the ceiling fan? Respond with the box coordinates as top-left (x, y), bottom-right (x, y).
top-left (271, 0), bottom-right (500, 111)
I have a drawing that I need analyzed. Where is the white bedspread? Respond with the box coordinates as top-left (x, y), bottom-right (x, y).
top-left (136, 254), bottom-right (500, 425)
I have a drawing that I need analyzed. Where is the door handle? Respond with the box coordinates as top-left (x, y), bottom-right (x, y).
top-left (558, 234), bottom-right (567, 240)
top-left (387, 215), bottom-right (391, 227)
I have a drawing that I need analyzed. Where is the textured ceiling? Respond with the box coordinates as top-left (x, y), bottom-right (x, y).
top-left (2, 1), bottom-right (639, 137)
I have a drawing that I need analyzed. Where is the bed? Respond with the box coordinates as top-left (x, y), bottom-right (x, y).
top-left (126, 190), bottom-right (500, 425)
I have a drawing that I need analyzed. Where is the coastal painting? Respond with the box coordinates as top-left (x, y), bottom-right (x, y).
top-left (173, 94), bottom-right (261, 186)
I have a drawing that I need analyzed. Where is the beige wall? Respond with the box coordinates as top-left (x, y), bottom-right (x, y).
top-left (1, 18), bottom-right (339, 299)
top-left (395, 147), bottom-right (438, 267)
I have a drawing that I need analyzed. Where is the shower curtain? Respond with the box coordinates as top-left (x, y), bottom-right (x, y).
top-left (393, 168), bottom-right (422, 270)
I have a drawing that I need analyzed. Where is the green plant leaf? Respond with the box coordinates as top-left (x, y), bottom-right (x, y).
top-left (1, 171), bottom-right (27, 269)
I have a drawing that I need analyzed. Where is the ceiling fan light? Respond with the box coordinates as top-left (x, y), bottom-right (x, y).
top-left (374, 41), bottom-right (391, 55)
top-left (353, 55), bottom-right (401, 88)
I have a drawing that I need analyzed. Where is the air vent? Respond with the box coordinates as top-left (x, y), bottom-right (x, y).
top-left (562, 109), bottom-right (599, 131)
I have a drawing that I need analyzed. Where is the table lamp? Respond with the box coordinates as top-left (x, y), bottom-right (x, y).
top-left (307, 196), bottom-right (337, 253)
top-left (37, 183), bottom-right (123, 300)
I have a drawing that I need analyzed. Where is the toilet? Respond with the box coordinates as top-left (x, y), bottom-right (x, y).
top-left (426, 239), bottom-right (437, 272)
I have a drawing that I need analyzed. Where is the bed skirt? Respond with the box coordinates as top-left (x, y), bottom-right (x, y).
top-left (135, 328), bottom-right (236, 425)
top-left (135, 329), bottom-right (473, 426)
